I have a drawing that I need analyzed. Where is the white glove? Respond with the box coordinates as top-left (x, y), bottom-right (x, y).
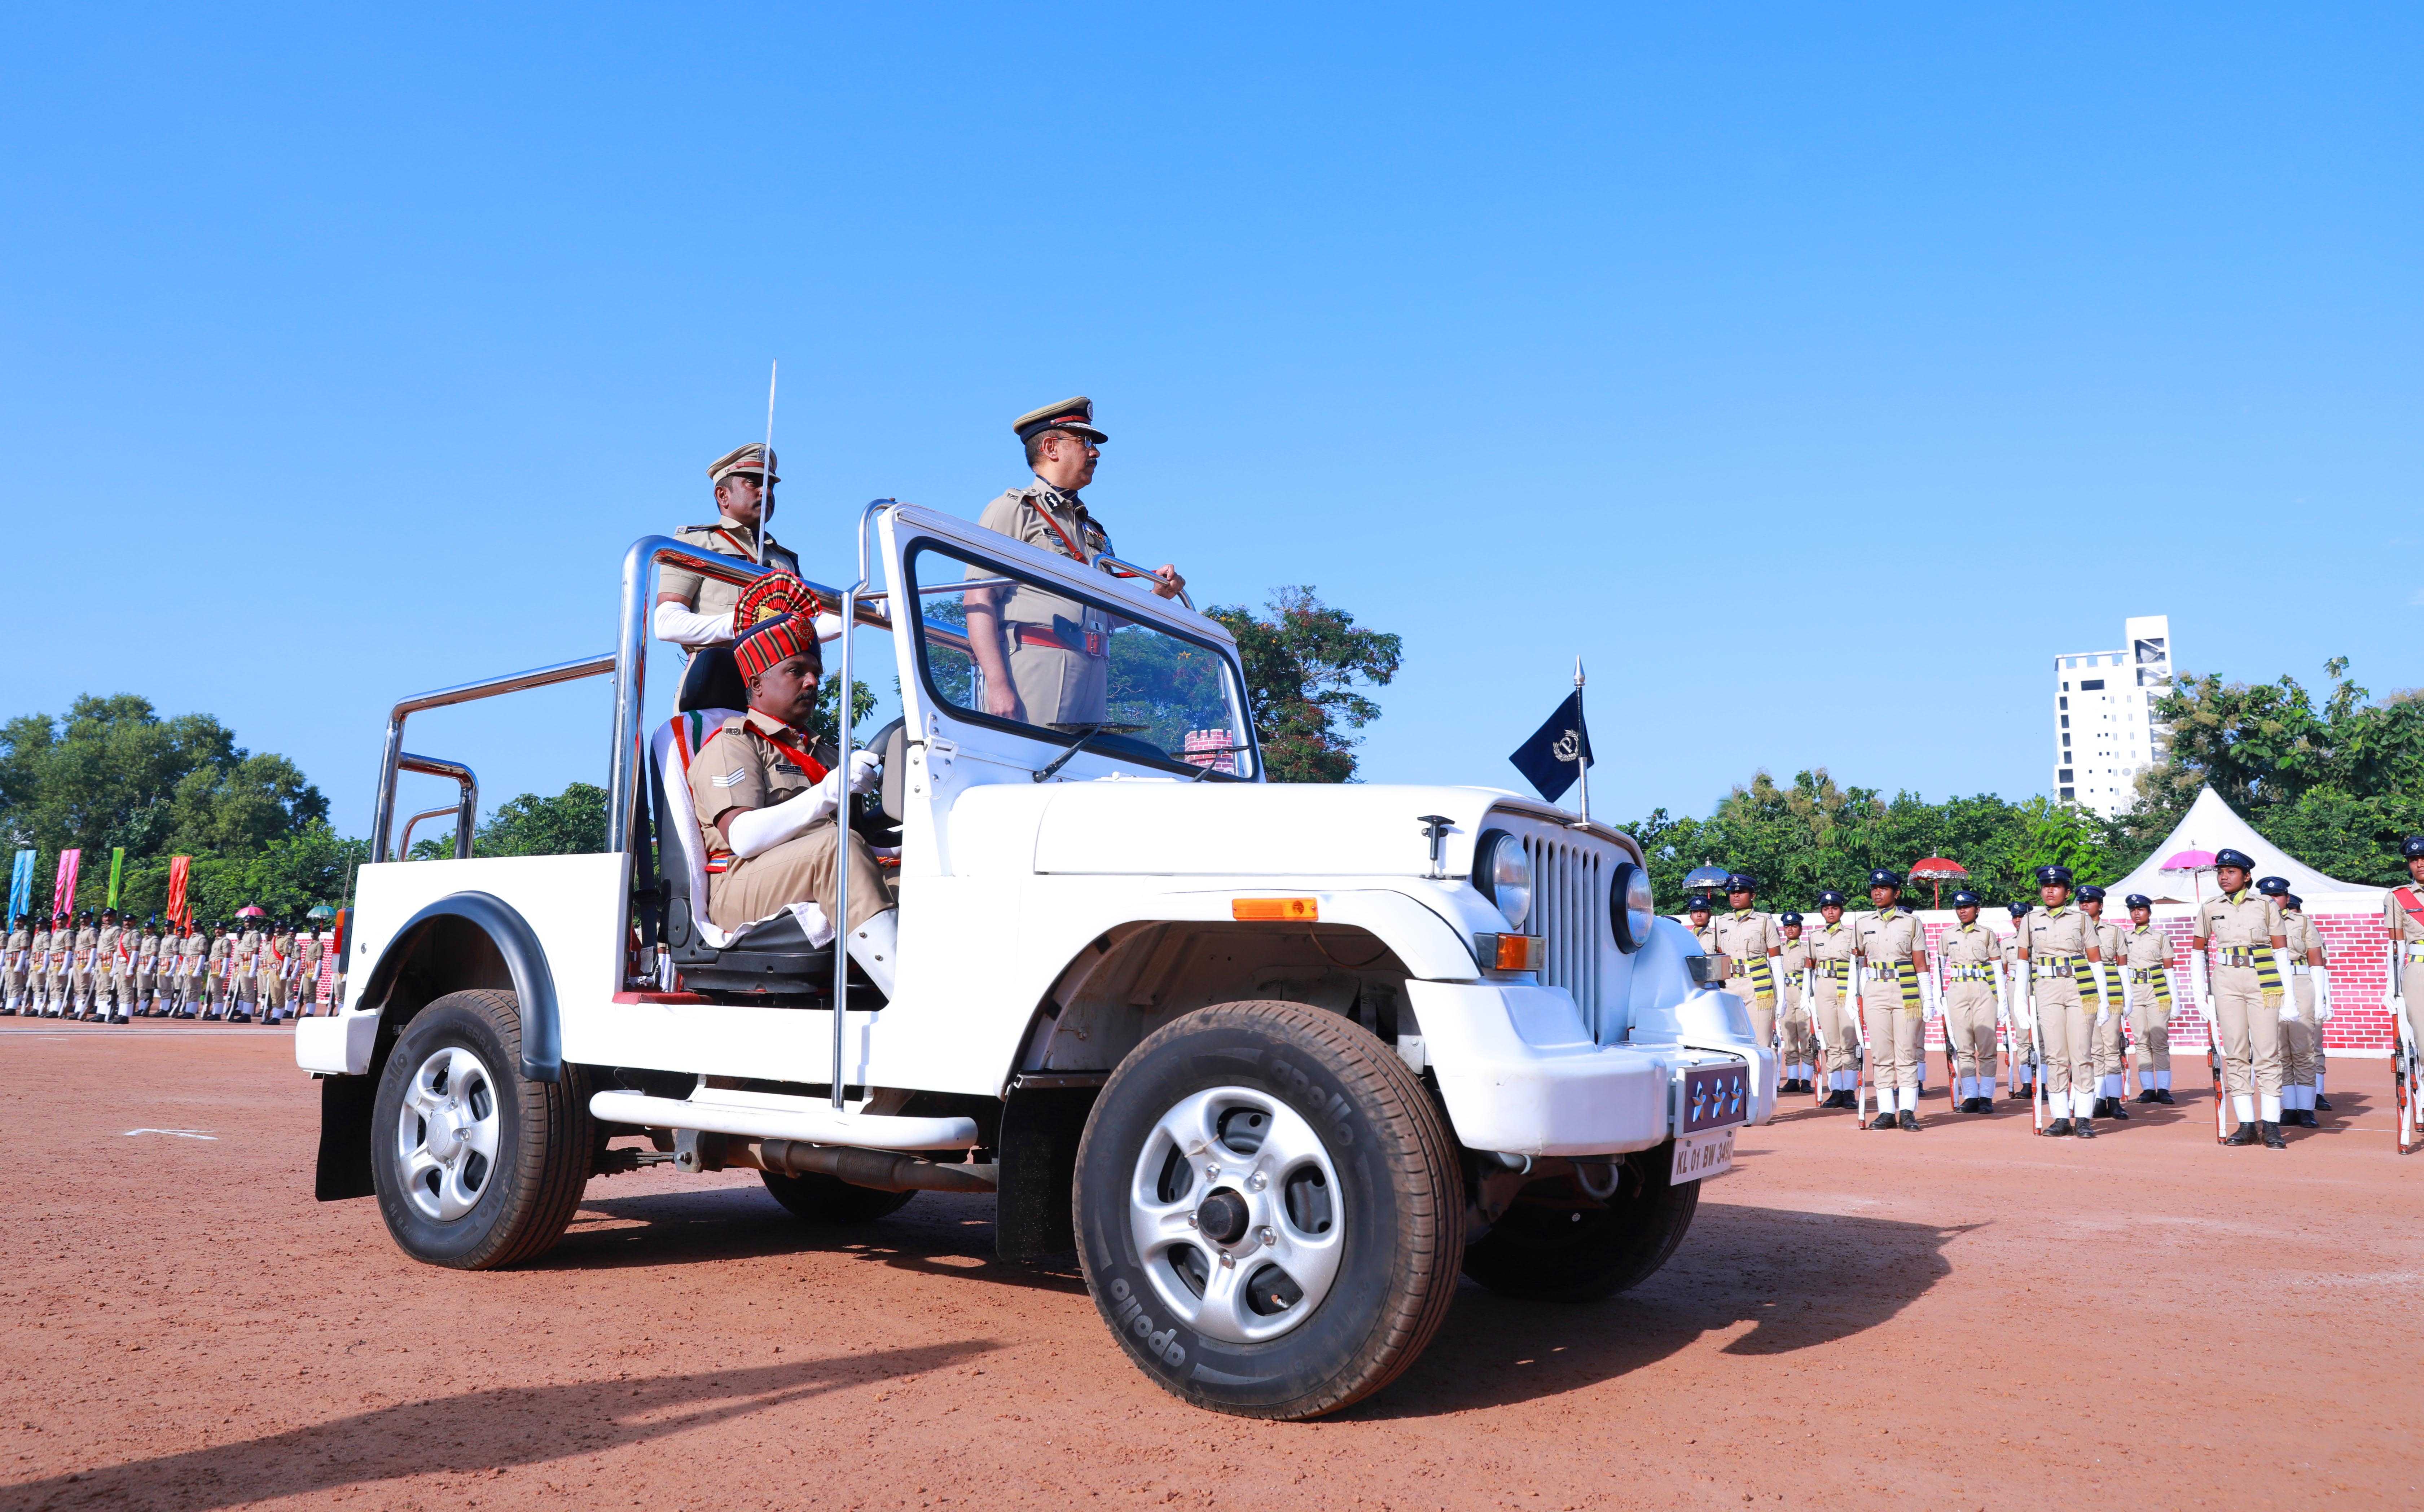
top-left (845, 748), bottom-right (882, 795)
top-left (724, 768), bottom-right (844, 859)
top-left (653, 600), bottom-right (731, 648)
top-left (2278, 1000), bottom-right (2300, 1024)
top-left (2314, 966), bottom-right (2332, 1022)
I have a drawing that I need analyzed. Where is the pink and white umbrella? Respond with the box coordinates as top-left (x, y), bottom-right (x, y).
top-left (2161, 848), bottom-right (2217, 902)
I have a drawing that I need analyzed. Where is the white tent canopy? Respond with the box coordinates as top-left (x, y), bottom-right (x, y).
top-left (2104, 786), bottom-right (2379, 903)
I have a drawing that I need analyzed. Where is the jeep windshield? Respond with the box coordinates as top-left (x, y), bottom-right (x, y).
top-left (903, 539), bottom-right (1258, 781)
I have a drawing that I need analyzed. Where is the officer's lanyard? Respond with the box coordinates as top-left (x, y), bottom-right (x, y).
top-left (709, 524), bottom-right (756, 562)
top-left (750, 724), bottom-right (830, 787)
top-left (1028, 496), bottom-right (1095, 564)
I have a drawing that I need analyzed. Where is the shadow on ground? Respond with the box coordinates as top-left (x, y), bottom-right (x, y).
top-left (554, 1186), bottom-right (1086, 1293)
top-left (1360, 1201), bottom-right (1960, 1419)
top-left (4, 1342), bottom-right (995, 1511)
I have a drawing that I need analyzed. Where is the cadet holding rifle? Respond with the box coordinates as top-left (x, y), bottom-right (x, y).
top-left (1777, 911), bottom-right (1815, 1095)
top-left (2019, 865), bottom-right (2108, 1139)
top-left (2120, 895), bottom-right (2177, 1106)
top-left (1806, 890), bottom-right (1861, 1109)
top-left (1711, 874), bottom-right (1783, 1065)
top-left (1853, 869), bottom-right (1930, 1131)
top-left (2079, 886), bottom-right (2130, 1120)
top-left (1938, 891), bottom-right (2000, 1114)
top-left (2265, 880), bottom-right (2329, 1127)
top-left (2191, 849), bottom-right (2290, 1149)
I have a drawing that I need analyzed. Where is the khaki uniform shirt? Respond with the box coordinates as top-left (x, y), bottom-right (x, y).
top-left (1711, 910), bottom-right (1780, 970)
top-left (2196, 889), bottom-right (2282, 950)
top-left (294, 933), bottom-right (322, 974)
top-left (2383, 886), bottom-right (2424, 949)
top-left (1684, 916), bottom-right (1716, 953)
top-left (2278, 910), bottom-right (2322, 962)
top-left (2122, 924), bottom-right (2172, 971)
top-left (687, 708), bottom-right (834, 867)
top-left (660, 517), bottom-right (801, 632)
top-left (974, 481), bottom-right (1117, 629)
top-left (236, 929), bottom-right (263, 972)
top-left (1853, 907), bottom-right (1923, 965)
top-left (75, 924), bottom-right (98, 957)
top-left (271, 930), bottom-right (295, 975)
top-left (97, 923), bottom-right (121, 964)
top-left (1939, 919), bottom-right (1999, 972)
top-left (1806, 917), bottom-right (1856, 980)
top-left (2025, 905), bottom-right (2100, 961)
top-left (208, 933), bottom-right (231, 970)
top-left (30, 929), bottom-right (52, 970)
top-left (136, 931), bottom-right (159, 965)
top-left (180, 932), bottom-right (206, 970)
top-left (1778, 936), bottom-right (1810, 980)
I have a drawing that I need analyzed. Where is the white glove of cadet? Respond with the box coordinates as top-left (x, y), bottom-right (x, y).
top-left (2314, 966), bottom-right (2332, 1021)
top-left (653, 600), bottom-right (730, 648)
top-left (2277, 999), bottom-right (2300, 1024)
top-left (724, 767), bottom-right (847, 860)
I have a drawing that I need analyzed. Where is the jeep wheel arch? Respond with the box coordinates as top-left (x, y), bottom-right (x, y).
top-left (356, 892), bottom-right (562, 1082)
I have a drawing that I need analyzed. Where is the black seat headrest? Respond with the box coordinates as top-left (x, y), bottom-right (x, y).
top-left (677, 647), bottom-right (749, 714)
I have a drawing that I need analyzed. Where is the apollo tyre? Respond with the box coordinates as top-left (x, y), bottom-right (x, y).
top-left (369, 989), bottom-right (593, 1270)
top-left (1459, 1143), bottom-right (1699, 1302)
top-left (1073, 999), bottom-right (1463, 1421)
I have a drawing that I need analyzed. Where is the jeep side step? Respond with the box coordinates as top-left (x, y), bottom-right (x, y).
top-left (587, 1089), bottom-right (978, 1150)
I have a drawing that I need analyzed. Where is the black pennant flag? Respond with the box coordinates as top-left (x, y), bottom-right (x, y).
top-left (1509, 690), bottom-right (1594, 803)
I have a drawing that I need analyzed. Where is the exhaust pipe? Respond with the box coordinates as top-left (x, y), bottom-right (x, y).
top-left (733, 1137), bottom-right (996, 1194)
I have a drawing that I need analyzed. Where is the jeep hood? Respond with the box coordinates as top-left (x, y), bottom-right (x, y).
top-left (1018, 781), bottom-right (1634, 877)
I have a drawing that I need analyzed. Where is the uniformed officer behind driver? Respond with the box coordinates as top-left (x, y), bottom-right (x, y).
top-left (965, 398), bottom-right (1186, 729)
top-left (686, 573), bottom-right (898, 995)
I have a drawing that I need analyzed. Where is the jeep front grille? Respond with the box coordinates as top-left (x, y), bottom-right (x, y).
top-left (1519, 830), bottom-right (1606, 1016)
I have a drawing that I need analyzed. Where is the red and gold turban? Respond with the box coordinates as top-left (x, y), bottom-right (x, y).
top-left (731, 572), bottom-right (824, 680)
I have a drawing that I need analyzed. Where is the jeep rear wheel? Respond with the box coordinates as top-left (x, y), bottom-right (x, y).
top-left (1073, 999), bottom-right (1463, 1421)
top-left (1460, 1144), bottom-right (1699, 1302)
top-left (370, 989), bottom-right (592, 1270)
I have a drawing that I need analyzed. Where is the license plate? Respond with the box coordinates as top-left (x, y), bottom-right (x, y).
top-left (1671, 1126), bottom-right (1735, 1184)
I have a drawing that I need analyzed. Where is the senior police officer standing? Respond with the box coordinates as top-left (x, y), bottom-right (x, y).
top-left (2121, 895), bottom-right (2178, 1105)
top-left (965, 399), bottom-right (1186, 729)
top-left (1852, 870), bottom-right (1931, 1129)
top-left (654, 445), bottom-right (817, 656)
top-left (1711, 874), bottom-right (1783, 1062)
top-left (2192, 848), bottom-right (2290, 1149)
top-left (1938, 891), bottom-right (2001, 1113)
top-left (1777, 911), bottom-right (1815, 1094)
top-left (1806, 890), bottom-right (1861, 1108)
top-left (2078, 885), bottom-right (2130, 1120)
top-left (2019, 865), bottom-right (2109, 1138)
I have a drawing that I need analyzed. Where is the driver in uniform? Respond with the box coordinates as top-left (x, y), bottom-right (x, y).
top-left (966, 397), bottom-right (1186, 728)
top-left (687, 574), bottom-right (898, 994)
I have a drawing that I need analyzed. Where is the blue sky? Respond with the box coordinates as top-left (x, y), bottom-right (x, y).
top-left (4, 4), bottom-right (2418, 841)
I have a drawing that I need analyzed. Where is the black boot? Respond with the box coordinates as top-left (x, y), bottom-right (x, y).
top-left (2295, 1108), bottom-right (2319, 1129)
top-left (2261, 1120), bottom-right (2287, 1149)
top-left (2074, 1114), bottom-right (2095, 1139)
top-left (1898, 1110), bottom-right (1920, 1131)
top-left (2109, 1099), bottom-right (2130, 1120)
top-left (2154, 1088), bottom-right (2177, 1105)
top-left (2045, 1118), bottom-right (2073, 1137)
top-left (2314, 1093), bottom-right (2333, 1111)
top-left (1869, 1111), bottom-right (1897, 1130)
top-left (2225, 1118), bottom-right (2261, 1146)
top-left (2134, 1087), bottom-right (2160, 1104)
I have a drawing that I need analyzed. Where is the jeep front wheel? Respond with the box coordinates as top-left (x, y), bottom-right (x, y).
top-left (369, 989), bottom-right (592, 1269)
top-left (1073, 999), bottom-right (1463, 1420)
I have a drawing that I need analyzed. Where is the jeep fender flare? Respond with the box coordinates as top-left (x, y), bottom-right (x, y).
top-left (357, 891), bottom-right (562, 1082)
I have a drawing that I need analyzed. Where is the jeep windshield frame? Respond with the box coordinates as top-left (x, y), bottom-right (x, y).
top-left (896, 530), bottom-right (1260, 783)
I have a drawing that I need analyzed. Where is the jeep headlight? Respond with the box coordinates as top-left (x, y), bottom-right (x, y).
top-left (1610, 861), bottom-right (1654, 953)
top-left (1472, 831), bottom-right (1532, 931)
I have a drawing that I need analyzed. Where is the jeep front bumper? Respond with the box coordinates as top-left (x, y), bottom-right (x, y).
top-left (1404, 980), bottom-right (1774, 1157)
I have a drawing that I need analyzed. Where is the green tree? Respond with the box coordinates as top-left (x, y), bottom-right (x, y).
top-left (1208, 586), bottom-right (1401, 784)
top-left (410, 781), bottom-right (611, 859)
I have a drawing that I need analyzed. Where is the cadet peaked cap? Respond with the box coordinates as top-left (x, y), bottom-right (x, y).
top-left (1817, 889), bottom-right (1847, 906)
top-left (1866, 868), bottom-right (1902, 889)
top-left (1779, 911), bottom-right (1803, 926)
top-left (1685, 896), bottom-right (1713, 913)
top-left (2034, 864), bottom-right (2073, 886)
top-left (2255, 875), bottom-right (2291, 896)
top-left (2402, 836), bottom-right (2424, 860)
top-left (2286, 893), bottom-right (2303, 909)
top-left (2125, 894), bottom-right (2152, 910)
top-left (1013, 396), bottom-right (1107, 444)
top-left (1950, 889), bottom-right (1981, 908)
top-left (2007, 900), bottom-right (2032, 916)
top-left (708, 443), bottom-right (780, 486)
top-left (1724, 873), bottom-right (1757, 893)
top-left (2213, 847), bottom-right (2256, 871)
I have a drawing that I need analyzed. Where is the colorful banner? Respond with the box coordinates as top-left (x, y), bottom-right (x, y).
top-left (52, 849), bottom-right (80, 919)
top-left (8, 849), bottom-right (32, 927)
top-left (106, 848), bottom-right (124, 908)
top-left (166, 855), bottom-right (192, 931)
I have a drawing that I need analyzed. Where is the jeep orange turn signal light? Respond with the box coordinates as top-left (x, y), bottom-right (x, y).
top-left (1477, 932), bottom-right (1544, 971)
top-left (1233, 897), bottom-right (1319, 922)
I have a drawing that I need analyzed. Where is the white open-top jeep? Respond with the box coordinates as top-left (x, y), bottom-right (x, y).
top-left (299, 502), bottom-right (1769, 1420)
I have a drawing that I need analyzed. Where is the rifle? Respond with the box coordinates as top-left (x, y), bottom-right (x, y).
top-left (2196, 948), bottom-right (2229, 1144)
top-left (1850, 950), bottom-right (1873, 1126)
top-left (2022, 949), bottom-right (2045, 1134)
top-left (2395, 941), bottom-right (2418, 1156)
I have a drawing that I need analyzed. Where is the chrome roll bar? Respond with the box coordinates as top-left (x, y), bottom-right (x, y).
top-left (395, 807), bottom-right (461, 860)
top-left (394, 754), bottom-right (478, 860)
top-left (1098, 553), bottom-right (1194, 610)
top-left (830, 500), bottom-right (897, 1107)
top-left (373, 657), bottom-right (613, 863)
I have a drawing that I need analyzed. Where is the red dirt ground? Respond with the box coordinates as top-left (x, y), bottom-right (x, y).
top-left (3, 1022), bottom-right (2419, 1511)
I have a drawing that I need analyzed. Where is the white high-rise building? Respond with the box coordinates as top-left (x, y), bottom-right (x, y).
top-left (2052, 614), bottom-right (2173, 816)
